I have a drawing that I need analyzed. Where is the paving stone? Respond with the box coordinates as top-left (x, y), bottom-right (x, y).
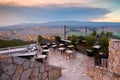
top-left (47, 48), bottom-right (94, 80)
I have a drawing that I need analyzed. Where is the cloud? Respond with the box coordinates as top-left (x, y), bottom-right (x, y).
top-left (92, 11), bottom-right (120, 22)
top-left (0, 0), bottom-right (94, 7)
top-left (0, 5), bottom-right (111, 26)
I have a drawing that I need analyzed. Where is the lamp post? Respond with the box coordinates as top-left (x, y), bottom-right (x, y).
top-left (64, 25), bottom-right (67, 39)
top-left (85, 26), bottom-right (87, 36)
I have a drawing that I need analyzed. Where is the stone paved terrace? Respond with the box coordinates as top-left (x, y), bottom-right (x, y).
top-left (47, 48), bottom-right (94, 80)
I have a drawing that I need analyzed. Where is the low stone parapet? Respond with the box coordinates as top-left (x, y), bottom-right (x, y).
top-left (0, 55), bottom-right (62, 80)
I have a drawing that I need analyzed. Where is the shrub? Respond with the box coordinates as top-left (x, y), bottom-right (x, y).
top-left (98, 37), bottom-right (109, 54)
top-left (54, 36), bottom-right (61, 43)
top-left (37, 35), bottom-right (43, 44)
top-left (85, 36), bottom-right (95, 50)
top-left (0, 39), bottom-right (31, 48)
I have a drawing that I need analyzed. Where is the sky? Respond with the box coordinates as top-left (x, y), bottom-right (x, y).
top-left (0, 0), bottom-right (120, 26)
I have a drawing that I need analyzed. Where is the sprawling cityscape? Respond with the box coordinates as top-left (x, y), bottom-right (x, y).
top-left (0, 0), bottom-right (120, 80)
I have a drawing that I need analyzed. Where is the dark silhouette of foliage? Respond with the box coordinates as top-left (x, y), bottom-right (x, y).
top-left (0, 39), bottom-right (31, 48)
top-left (91, 30), bottom-right (97, 37)
top-left (54, 36), bottom-right (61, 43)
top-left (37, 35), bottom-right (43, 44)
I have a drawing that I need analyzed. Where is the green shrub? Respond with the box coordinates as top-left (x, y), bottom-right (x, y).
top-left (98, 37), bottom-right (109, 54)
top-left (0, 39), bottom-right (31, 48)
top-left (37, 35), bottom-right (43, 44)
top-left (85, 36), bottom-right (95, 50)
top-left (69, 35), bottom-right (78, 46)
top-left (91, 30), bottom-right (97, 37)
top-left (54, 36), bottom-right (61, 43)
top-left (78, 36), bottom-right (85, 41)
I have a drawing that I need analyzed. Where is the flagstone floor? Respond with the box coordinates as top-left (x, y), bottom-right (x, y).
top-left (47, 48), bottom-right (94, 80)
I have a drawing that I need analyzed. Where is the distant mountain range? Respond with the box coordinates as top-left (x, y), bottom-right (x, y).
top-left (0, 21), bottom-right (120, 30)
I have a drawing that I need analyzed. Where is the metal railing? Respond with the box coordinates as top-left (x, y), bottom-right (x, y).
top-left (0, 45), bottom-right (28, 51)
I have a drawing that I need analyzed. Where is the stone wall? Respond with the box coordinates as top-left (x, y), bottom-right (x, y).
top-left (0, 55), bottom-right (61, 80)
top-left (87, 39), bottom-right (120, 80)
top-left (109, 39), bottom-right (120, 74)
top-left (87, 67), bottom-right (120, 80)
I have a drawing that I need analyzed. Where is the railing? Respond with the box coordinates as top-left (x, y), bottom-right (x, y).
top-left (0, 45), bottom-right (28, 51)
top-left (94, 55), bottom-right (108, 68)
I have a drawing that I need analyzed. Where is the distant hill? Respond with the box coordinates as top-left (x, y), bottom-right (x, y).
top-left (0, 21), bottom-right (120, 30)
top-left (0, 23), bottom-right (40, 30)
top-left (40, 21), bottom-right (120, 28)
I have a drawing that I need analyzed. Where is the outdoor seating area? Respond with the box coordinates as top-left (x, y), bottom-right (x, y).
top-left (40, 41), bottom-right (75, 59)
top-left (0, 34), bottom-right (111, 80)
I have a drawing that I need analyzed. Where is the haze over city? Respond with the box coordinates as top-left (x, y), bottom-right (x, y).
top-left (0, 0), bottom-right (120, 26)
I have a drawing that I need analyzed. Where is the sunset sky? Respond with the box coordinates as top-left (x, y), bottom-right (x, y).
top-left (0, 0), bottom-right (120, 26)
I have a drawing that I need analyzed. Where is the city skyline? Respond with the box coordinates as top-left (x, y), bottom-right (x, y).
top-left (0, 0), bottom-right (120, 26)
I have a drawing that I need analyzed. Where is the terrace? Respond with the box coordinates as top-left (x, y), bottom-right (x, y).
top-left (48, 48), bottom-right (94, 80)
top-left (0, 29), bottom-right (115, 80)
top-left (0, 42), bottom-right (94, 80)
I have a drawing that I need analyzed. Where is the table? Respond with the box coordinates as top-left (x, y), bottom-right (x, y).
top-left (47, 43), bottom-right (50, 45)
top-left (52, 45), bottom-right (57, 47)
top-left (93, 45), bottom-right (101, 49)
top-left (59, 44), bottom-right (64, 46)
top-left (35, 55), bottom-right (47, 63)
top-left (42, 45), bottom-right (47, 48)
top-left (52, 45), bottom-right (57, 51)
top-left (68, 45), bottom-right (74, 49)
top-left (52, 42), bottom-right (56, 45)
top-left (65, 50), bottom-right (74, 59)
top-left (43, 49), bottom-right (49, 52)
top-left (58, 47), bottom-right (65, 55)
top-left (42, 49), bottom-right (49, 55)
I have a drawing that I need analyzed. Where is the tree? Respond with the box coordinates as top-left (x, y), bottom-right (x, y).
top-left (69, 35), bottom-right (78, 46)
top-left (100, 31), bottom-right (105, 37)
top-left (91, 30), bottom-right (97, 37)
top-left (98, 37), bottom-right (109, 54)
top-left (106, 32), bottom-right (113, 38)
top-left (78, 36), bottom-right (85, 41)
top-left (54, 36), bottom-right (61, 43)
top-left (37, 35), bottom-right (43, 44)
top-left (85, 36), bottom-right (95, 50)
